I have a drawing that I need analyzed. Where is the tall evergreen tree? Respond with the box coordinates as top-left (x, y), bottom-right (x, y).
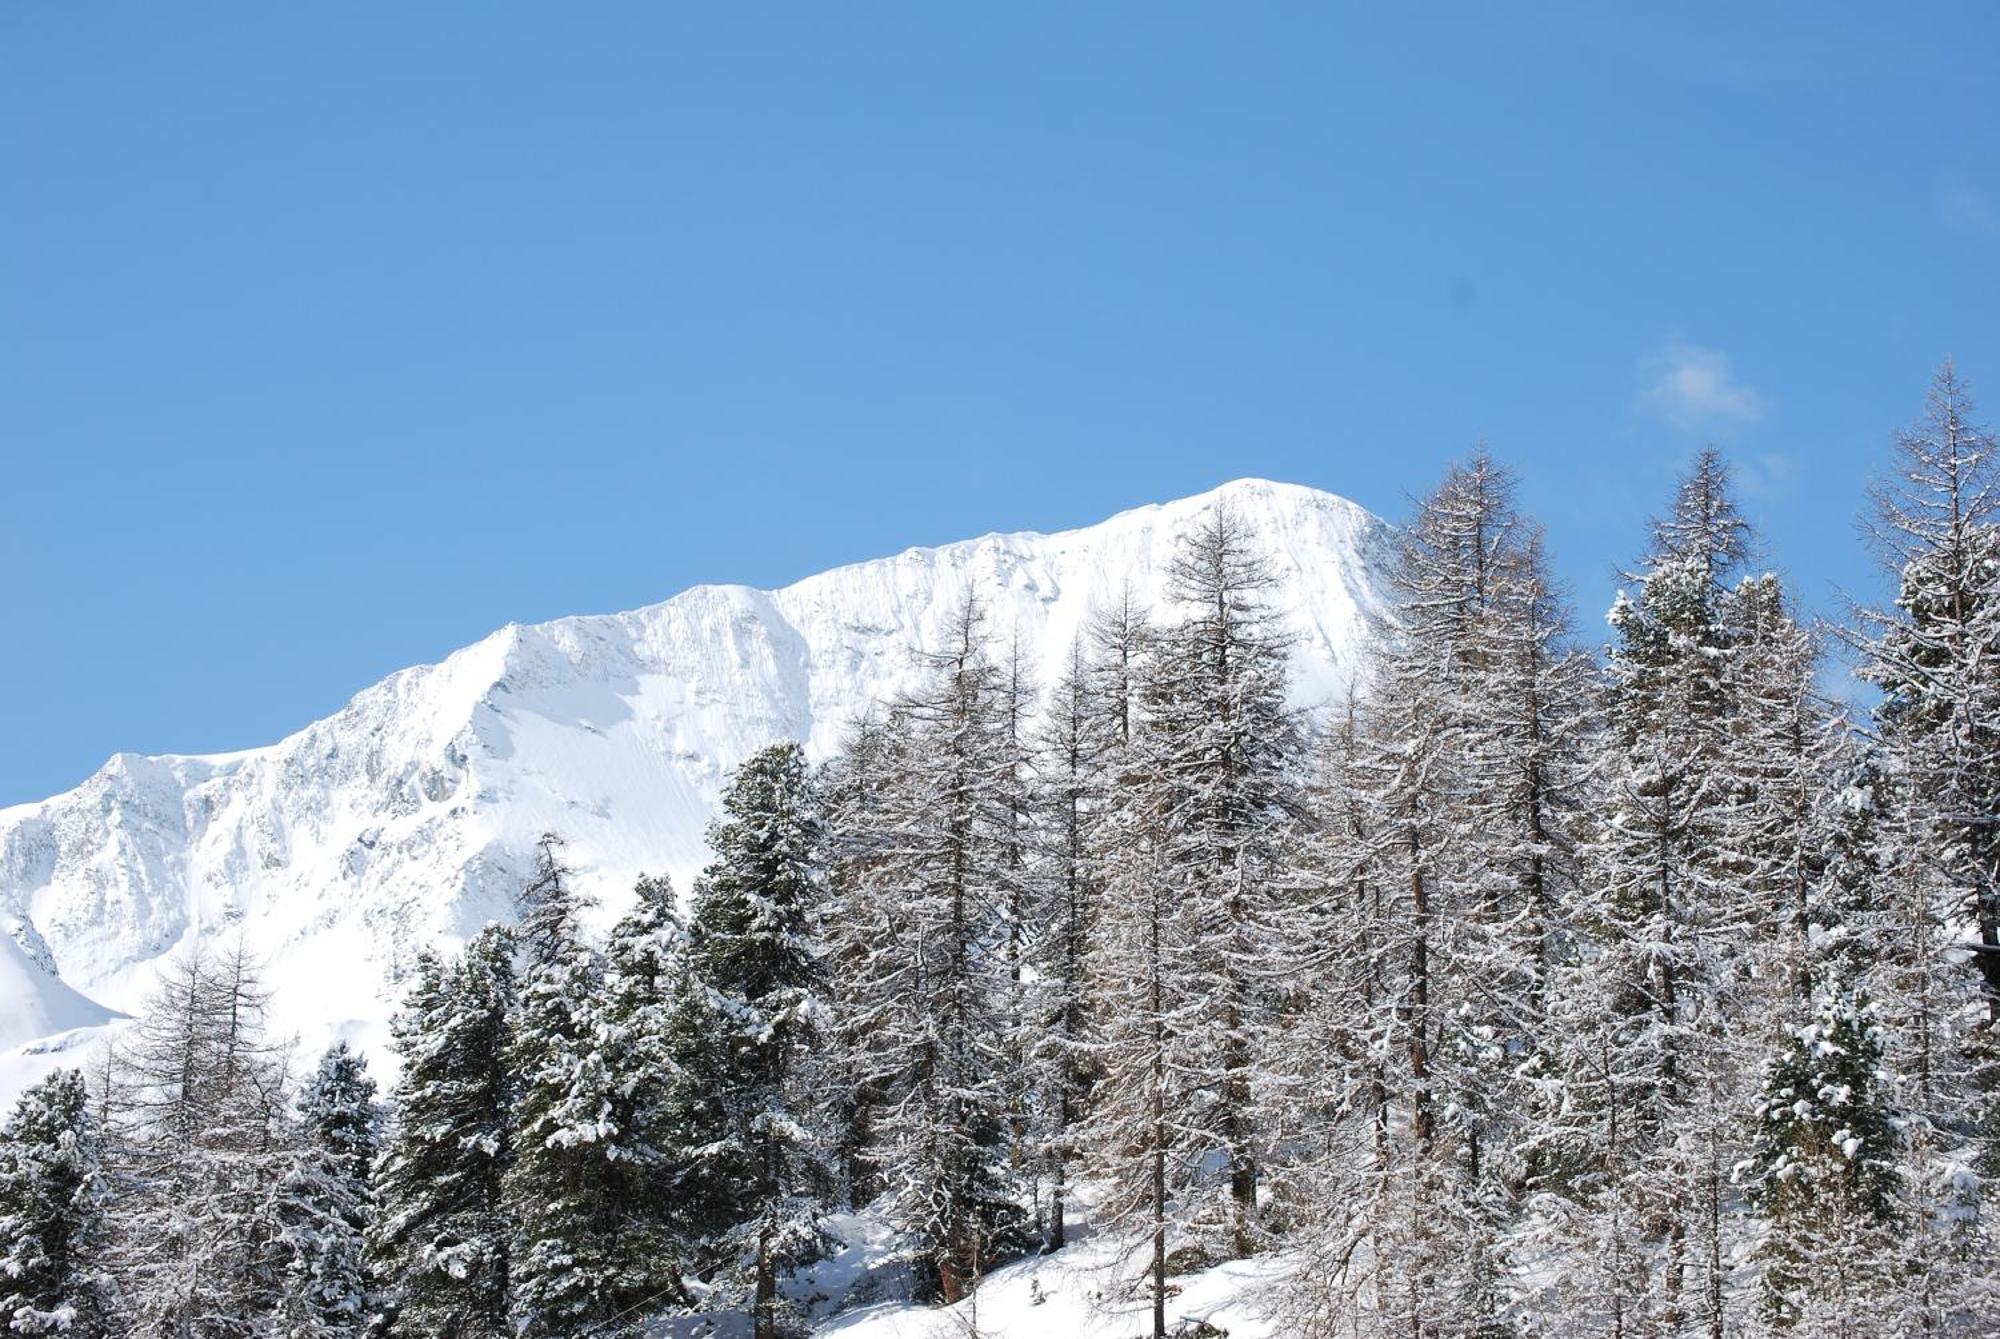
top-left (1145, 500), bottom-right (1302, 1259)
top-left (503, 836), bottom-right (647, 1338)
top-left (1852, 361), bottom-right (2000, 1328)
top-left (0, 1069), bottom-right (116, 1337)
top-left (1574, 451), bottom-right (1785, 1336)
top-left (371, 927), bottom-right (515, 1339)
top-left (271, 1044), bottom-right (379, 1337)
top-left (1284, 451), bottom-right (1597, 1335)
top-left (673, 742), bottom-right (835, 1339)
top-left (596, 872), bottom-right (693, 1316)
top-left (819, 716), bottom-right (899, 1212)
top-left (1740, 983), bottom-right (1901, 1335)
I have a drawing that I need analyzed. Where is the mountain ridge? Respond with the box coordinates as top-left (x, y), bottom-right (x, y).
top-left (0, 478), bottom-right (1391, 1096)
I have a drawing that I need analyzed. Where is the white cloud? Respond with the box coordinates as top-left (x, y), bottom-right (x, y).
top-left (1639, 341), bottom-right (1769, 432)
top-left (1736, 449), bottom-right (1802, 499)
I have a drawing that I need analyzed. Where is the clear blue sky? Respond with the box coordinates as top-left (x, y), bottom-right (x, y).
top-left (4, 4), bottom-right (1996, 804)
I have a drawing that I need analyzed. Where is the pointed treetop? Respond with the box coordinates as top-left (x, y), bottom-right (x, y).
top-left (1647, 446), bottom-right (1754, 587)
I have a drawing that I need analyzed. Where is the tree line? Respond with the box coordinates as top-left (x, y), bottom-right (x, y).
top-left (3, 363), bottom-right (1997, 1338)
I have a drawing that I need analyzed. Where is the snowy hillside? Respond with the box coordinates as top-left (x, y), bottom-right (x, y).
top-left (0, 926), bottom-right (123, 1107)
top-left (0, 479), bottom-right (1388, 1088)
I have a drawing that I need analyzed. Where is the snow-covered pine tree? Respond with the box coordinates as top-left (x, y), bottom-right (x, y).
top-left (300, 1043), bottom-right (379, 1194)
top-left (596, 872), bottom-right (692, 1312)
top-left (1308, 457), bottom-right (1494, 1334)
top-left (1739, 981), bottom-right (1900, 1335)
top-left (1142, 499), bottom-right (1303, 1262)
top-left (1088, 579), bottom-right (1151, 753)
top-left (1086, 503), bottom-right (1303, 1337)
top-left (371, 927), bottom-right (515, 1339)
top-left (1727, 573), bottom-right (1848, 990)
top-left (1718, 572), bottom-right (1916, 1336)
top-left (504, 834), bottom-right (650, 1338)
top-left (1282, 451), bottom-right (1597, 1335)
top-left (101, 945), bottom-right (292, 1339)
top-left (0, 1069), bottom-right (116, 1337)
top-left (673, 742), bottom-right (835, 1339)
top-left (271, 1044), bottom-right (379, 1337)
top-left (1084, 671), bottom-right (1189, 1339)
top-left (1851, 361), bottom-right (2000, 1328)
top-left (1023, 637), bottom-right (1113, 1252)
top-left (1268, 690), bottom-right (1396, 1338)
top-left (818, 713), bottom-right (899, 1211)
top-left (1571, 450), bottom-right (1779, 1336)
top-left (994, 634), bottom-right (1038, 1215)
top-left (827, 596), bottom-right (1029, 1302)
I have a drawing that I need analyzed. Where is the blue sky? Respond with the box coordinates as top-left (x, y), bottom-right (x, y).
top-left (3, 4), bottom-right (1996, 804)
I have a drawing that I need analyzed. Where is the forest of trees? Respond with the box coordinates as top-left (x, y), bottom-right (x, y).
top-left (3, 363), bottom-right (1997, 1338)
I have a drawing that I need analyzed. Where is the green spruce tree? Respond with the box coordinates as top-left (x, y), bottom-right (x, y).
top-left (371, 928), bottom-right (515, 1339)
top-left (675, 742), bottom-right (836, 1339)
top-left (0, 1069), bottom-right (116, 1337)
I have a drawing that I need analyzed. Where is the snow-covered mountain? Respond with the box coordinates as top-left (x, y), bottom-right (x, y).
top-left (0, 479), bottom-right (1390, 1090)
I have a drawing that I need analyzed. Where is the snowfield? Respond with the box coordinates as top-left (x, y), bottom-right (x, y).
top-left (0, 928), bottom-right (123, 1106)
top-left (652, 1190), bottom-right (1290, 1339)
top-left (0, 479), bottom-right (1390, 1101)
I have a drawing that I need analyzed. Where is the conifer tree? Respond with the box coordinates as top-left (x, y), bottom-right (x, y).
top-left (102, 946), bottom-right (292, 1339)
top-left (826, 598), bottom-right (1029, 1302)
top-left (504, 835), bottom-right (644, 1338)
top-left (1024, 638), bottom-right (1112, 1252)
top-left (1270, 693), bottom-right (1395, 1338)
top-left (1284, 452), bottom-right (1596, 1334)
top-left (994, 636), bottom-right (1038, 1208)
top-left (673, 742), bottom-right (835, 1339)
top-left (1086, 504), bottom-right (1302, 1336)
top-left (271, 1043), bottom-right (379, 1337)
top-left (0, 1069), bottom-right (116, 1337)
top-left (1144, 500), bottom-right (1302, 1259)
top-left (371, 928), bottom-right (515, 1339)
top-left (597, 872), bottom-right (692, 1311)
top-left (1740, 984), bottom-right (1900, 1335)
top-left (1575, 451), bottom-right (1782, 1336)
top-left (819, 716), bottom-right (899, 1211)
top-left (1851, 361), bottom-right (2000, 1327)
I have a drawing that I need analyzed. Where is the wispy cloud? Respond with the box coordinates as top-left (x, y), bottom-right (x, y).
top-left (1639, 341), bottom-right (1769, 432)
top-left (1736, 450), bottom-right (1802, 500)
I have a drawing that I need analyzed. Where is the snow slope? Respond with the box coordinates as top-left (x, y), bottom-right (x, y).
top-left (0, 931), bottom-right (119, 1053)
top-left (0, 479), bottom-right (1389, 1095)
top-left (0, 926), bottom-right (123, 1108)
top-left (651, 1187), bottom-right (1290, 1338)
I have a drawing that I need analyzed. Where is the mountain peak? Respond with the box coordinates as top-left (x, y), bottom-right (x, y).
top-left (0, 482), bottom-right (1391, 1101)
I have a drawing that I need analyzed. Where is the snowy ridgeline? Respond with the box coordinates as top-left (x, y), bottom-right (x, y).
top-left (0, 479), bottom-right (1387, 1094)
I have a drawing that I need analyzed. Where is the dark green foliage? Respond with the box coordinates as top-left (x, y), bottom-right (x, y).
top-left (0, 1069), bottom-right (116, 1338)
top-left (273, 1044), bottom-right (379, 1336)
top-left (504, 836), bottom-right (648, 1338)
top-left (371, 928), bottom-right (515, 1339)
top-left (674, 743), bottom-right (837, 1338)
top-left (1745, 989), bottom-right (1900, 1327)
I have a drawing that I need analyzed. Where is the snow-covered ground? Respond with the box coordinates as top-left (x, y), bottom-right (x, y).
top-left (0, 479), bottom-right (1390, 1104)
top-left (654, 1191), bottom-right (1289, 1339)
top-left (812, 1243), bottom-right (1286, 1339)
